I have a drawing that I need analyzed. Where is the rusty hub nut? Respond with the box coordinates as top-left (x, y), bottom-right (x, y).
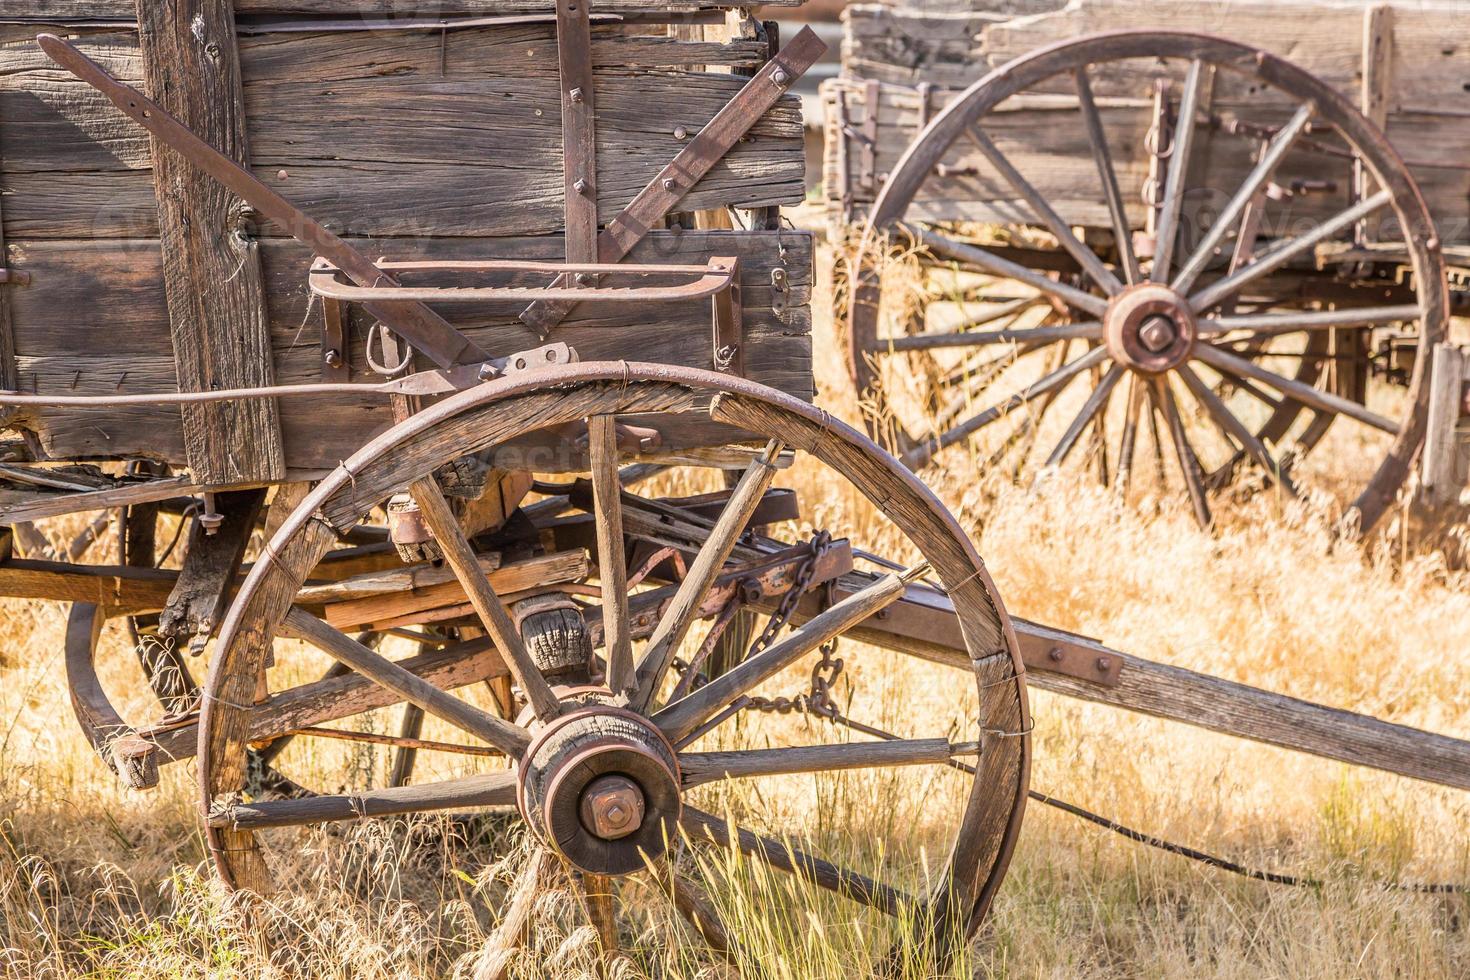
top-left (579, 775), bottom-right (646, 840)
top-left (1138, 315), bottom-right (1177, 354)
top-left (519, 708), bottom-right (681, 876)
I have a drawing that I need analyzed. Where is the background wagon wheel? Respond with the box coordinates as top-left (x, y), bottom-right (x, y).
top-left (847, 30), bottom-right (1447, 534)
top-left (199, 364), bottom-right (1029, 972)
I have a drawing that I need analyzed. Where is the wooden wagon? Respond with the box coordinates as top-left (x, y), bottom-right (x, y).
top-left (0, 0), bottom-right (1047, 966)
top-left (0, 1), bottom-right (1468, 969)
top-left (825, 0), bottom-right (1470, 532)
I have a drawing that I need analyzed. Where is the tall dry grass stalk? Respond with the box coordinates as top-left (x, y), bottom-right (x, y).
top-left (0, 247), bottom-right (1464, 977)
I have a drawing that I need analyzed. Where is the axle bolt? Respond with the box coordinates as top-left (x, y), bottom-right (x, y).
top-left (1138, 315), bottom-right (1177, 354)
top-left (579, 775), bottom-right (645, 841)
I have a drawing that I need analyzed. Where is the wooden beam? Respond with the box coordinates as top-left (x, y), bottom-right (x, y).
top-left (310, 549), bottom-right (590, 630)
top-left (158, 487), bottom-right (265, 644)
top-left (0, 558), bottom-right (177, 613)
top-left (136, 0), bottom-right (284, 484)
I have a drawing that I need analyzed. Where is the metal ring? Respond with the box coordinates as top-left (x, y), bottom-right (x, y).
top-left (364, 322), bottom-right (414, 376)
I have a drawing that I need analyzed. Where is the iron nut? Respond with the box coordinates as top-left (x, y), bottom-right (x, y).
top-left (772, 68), bottom-right (791, 86)
top-left (662, 177), bottom-right (678, 192)
top-left (574, 178), bottom-right (591, 195)
top-left (569, 86), bottom-right (585, 104)
top-left (323, 348), bottom-right (344, 368)
top-left (579, 775), bottom-right (645, 841)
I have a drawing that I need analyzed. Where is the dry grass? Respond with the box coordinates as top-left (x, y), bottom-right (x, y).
top-left (0, 246), bottom-right (1466, 978)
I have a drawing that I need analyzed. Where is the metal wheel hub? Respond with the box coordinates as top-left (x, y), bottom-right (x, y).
top-left (516, 706), bottom-right (682, 876)
top-left (1104, 283), bottom-right (1197, 374)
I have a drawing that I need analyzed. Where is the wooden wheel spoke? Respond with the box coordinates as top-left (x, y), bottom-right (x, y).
top-left (576, 872), bottom-right (622, 961)
top-left (904, 344), bottom-right (1110, 469)
top-left (1075, 66), bottom-right (1141, 285)
top-left (681, 806), bottom-right (912, 917)
top-left (631, 440), bottom-right (784, 709)
top-left (281, 607), bottom-right (531, 756)
top-left (1176, 363), bottom-right (1299, 496)
top-left (1172, 102), bottom-right (1314, 294)
top-left (1199, 303), bottom-right (1420, 338)
top-left (680, 739), bottom-right (968, 789)
top-left (410, 478), bottom-right (562, 722)
top-left (1154, 378), bottom-right (1212, 528)
top-left (1151, 58), bottom-right (1206, 283)
top-left (1189, 190), bottom-right (1392, 312)
top-left (965, 124), bottom-right (1123, 295)
top-left (474, 848), bottom-right (552, 980)
top-left (1194, 343), bottom-right (1399, 433)
top-left (903, 223), bottom-right (1110, 318)
top-left (209, 769), bottom-right (518, 830)
top-left (587, 415), bottom-right (635, 696)
top-left (1114, 372), bottom-right (1144, 496)
top-left (1042, 363), bottom-right (1125, 469)
top-left (868, 320), bottom-right (1101, 352)
top-left (654, 564), bottom-right (928, 744)
top-left (663, 870), bottom-right (735, 957)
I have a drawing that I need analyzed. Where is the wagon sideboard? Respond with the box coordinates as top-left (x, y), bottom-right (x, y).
top-left (0, 3), bottom-right (814, 486)
top-left (824, 0), bottom-right (1470, 247)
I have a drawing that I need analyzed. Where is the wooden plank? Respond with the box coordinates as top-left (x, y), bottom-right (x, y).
top-left (1421, 343), bottom-right (1467, 505)
top-left (556, 0), bottom-right (598, 264)
top-left (157, 487), bottom-right (265, 644)
top-left (829, 1), bottom-right (1470, 243)
top-left (0, 0), bottom-right (799, 17)
top-left (135, 0), bottom-right (283, 484)
top-left (317, 549), bottom-right (590, 630)
top-left (0, 558), bottom-right (177, 612)
top-left (7, 230), bottom-right (814, 467)
top-left (0, 28), bottom-right (805, 240)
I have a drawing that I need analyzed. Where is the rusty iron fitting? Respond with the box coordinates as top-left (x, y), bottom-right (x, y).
top-left (579, 774), bottom-right (646, 841)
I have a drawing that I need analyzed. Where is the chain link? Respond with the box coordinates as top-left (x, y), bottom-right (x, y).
top-left (744, 530), bottom-right (845, 718)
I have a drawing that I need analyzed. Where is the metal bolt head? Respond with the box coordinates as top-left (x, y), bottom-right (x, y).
top-left (1138, 315), bottom-right (1178, 354)
top-left (674, 126), bottom-right (688, 140)
top-left (772, 68), bottom-right (791, 86)
top-left (574, 178), bottom-right (590, 195)
top-left (323, 348), bottom-right (343, 368)
top-left (569, 86), bottom-right (584, 104)
top-left (579, 775), bottom-right (645, 840)
top-left (662, 177), bottom-right (677, 192)
top-left (575, 272), bottom-right (595, 287)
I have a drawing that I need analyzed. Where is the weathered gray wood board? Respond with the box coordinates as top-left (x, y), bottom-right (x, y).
top-left (137, 0), bottom-right (285, 484)
top-left (0, 25), bottom-right (805, 240)
top-left (827, 0), bottom-right (1470, 244)
top-left (824, 84), bottom-right (1367, 233)
top-left (0, 0), bottom-right (800, 16)
top-left (7, 230), bottom-right (814, 470)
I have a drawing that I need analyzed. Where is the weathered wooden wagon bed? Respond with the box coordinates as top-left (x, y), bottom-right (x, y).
top-left (826, 0), bottom-right (1470, 532)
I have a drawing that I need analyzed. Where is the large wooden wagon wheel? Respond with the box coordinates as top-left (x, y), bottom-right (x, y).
top-left (847, 31), bottom-right (1447, 533)
top-left (199, 363), bottom-right (1029, 970)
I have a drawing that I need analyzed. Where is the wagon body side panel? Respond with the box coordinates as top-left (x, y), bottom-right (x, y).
top-left (0, 15), bottom-right (813, 472)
